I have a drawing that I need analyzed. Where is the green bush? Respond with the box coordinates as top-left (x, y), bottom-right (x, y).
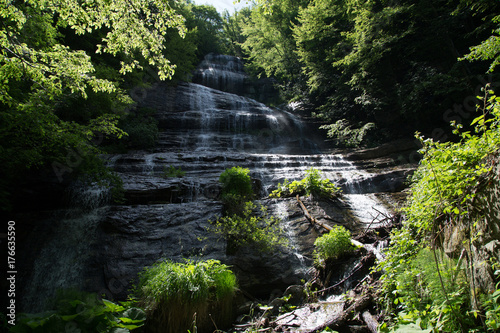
top-left (219, 166), bottom-right (254, 214)
top-left (209, 201), bottom-right (289, 254)
top-left (270, 168), bottom-right (341, 199)
top-left (313, 225), bottom-right (354, 264)
top-left (378, 248), bottom-right (471, 332)
top-left (135, 259), bottom-right (237, 333)
top-left (162, 165), bottom-right (185, 178)
top-left (378, 89), bottom-right (500, 332)
top-left (219, 166), bottom-right (253, 198)
top-left (11, 290), bottom-right (145, 333)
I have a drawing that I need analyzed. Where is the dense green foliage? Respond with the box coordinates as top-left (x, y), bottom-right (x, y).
top-left (240, 0), bottom-right (306, 83)
top-left (135, 259), bottom-right (236, 332)
top-left (11, 291), bottom-right (145, 333)
top-left (313, 225), bottom-right (354, 264)
top-left (219, 166), bottom-right (254, 213)
top-left (219, 166), bottom-right (253, 197)
top-left (212, 167), bottom-right (288, 253)
top-left (378, 90), bottom-right (500, 331)
top-left (220, 8), bottom-right (251, 58)
top-left (270, 167), bottom-right (341, 198)
top-left (223, 0), bottom-right (500, 143)
top-left (379, 248), bottom-right (470, 332)
top-left (210, 201), bottom-right (289, 253)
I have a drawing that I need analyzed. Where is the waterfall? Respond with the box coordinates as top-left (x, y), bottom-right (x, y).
top-left (21, 187), bottom-right (108, 312)
top-left (273, 199), bottom-right (308, 274)
top-left (19, 54), bottom-right (396, 312)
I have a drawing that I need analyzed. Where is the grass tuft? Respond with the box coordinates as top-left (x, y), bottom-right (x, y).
top-left (135, 259), bottom-right (237, 333)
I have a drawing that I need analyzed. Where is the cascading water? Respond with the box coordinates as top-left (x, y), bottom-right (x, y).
top-left (19, 53), bottom-right (397, 314)
top-left (20, 186), bottom-right (110, 312)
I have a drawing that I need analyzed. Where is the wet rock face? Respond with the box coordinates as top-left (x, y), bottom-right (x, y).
top-left (192, 53), bottom-right (279, 103)
top-left (96, 202), bottom-right (226, 300)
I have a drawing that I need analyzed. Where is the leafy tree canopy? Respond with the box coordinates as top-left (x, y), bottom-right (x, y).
top-left (0, 0), bottom-right (186, 210)
top-left (231, 0), bottom-right (500, 142)
top-left (1, 0), bottom-right (185, 103)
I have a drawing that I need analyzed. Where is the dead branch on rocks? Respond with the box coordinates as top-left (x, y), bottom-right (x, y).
top-left (303, 293), bottom-right (373, 333)
top-left (297, 195), bottom-right (368, 251)
top-left (313, 252), bottom-right (376, 296)
top-left (296, 195), bottom-right (332, 231)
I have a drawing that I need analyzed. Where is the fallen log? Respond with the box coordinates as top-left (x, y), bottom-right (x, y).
top-left (313, 252), bottom-right (376, 295)
top-left (296, 195), bottom-right (364, 248)
top-left (303, 293), bottom-right (373, 333)
top-left (296, 195), bottom-right (332, 231)
top-left (362, 311), bottom-right (379, 333)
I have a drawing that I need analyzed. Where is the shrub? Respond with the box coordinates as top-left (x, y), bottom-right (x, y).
top-left (219, 166), bottom-right (254, 214)
top-left (162, 165), bottom-right (185, 178)
top-left (378, 248), bottom-right (471, 332)
top-left (377, 89), bottom-right (500, 332)
top-left (11, 290), bottom-right (145, 333)
top-left (219, 166), bottom-right (253, 198)
top-left (314, 225), bottom-right (354, 264)
top-left (135, 259), bottom-right (237, 333)
top-left (270, 168), bottom-right (341, 199)
top-left (209, 201), bottom-right (289, 254)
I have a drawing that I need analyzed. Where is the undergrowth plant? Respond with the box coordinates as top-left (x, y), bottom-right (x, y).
top-left (135, 259), bottom-right (237, 333)
top-left (483, 269), bottom-right (500, 330)
top-left (379, 248), bottom-right (471, 332)
top-left (270, 167), bottom-right (341, 199)
top-left (209, 201), bottom-right (289, 254)
top-left (162, 165), bottom-right (185, 178)
top-left (11, 290), bottom-right (145, 333)
top-left (219, 166), bottom-right (254, 214)
top-left (313, 225), bottom-right (354, 265)
top-left (378, 87), bottom-right (500, 332)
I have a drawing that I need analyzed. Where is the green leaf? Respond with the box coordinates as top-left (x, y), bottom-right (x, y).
top-left (471, 115), bottom-right (484, 126)
top-left (119, 308), bottom-right (146, 325)
top-left (103, 299), bottom-right (125, 312)
top-left (60, 313), bottom-right (80, 321)
top-left (117, 323), bottom-right (144, 330)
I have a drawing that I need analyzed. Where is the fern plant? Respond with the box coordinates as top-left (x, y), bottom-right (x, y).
top-left (11, 290), bottom-right (145, 333)
top-left (136, 259), bottom-right (237, 333)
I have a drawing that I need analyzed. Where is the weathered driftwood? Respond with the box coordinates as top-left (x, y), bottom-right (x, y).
top-left (313, 252), bottom-right (376, 295)
top-left (296, 195), bottom-right (332, 231)
top-left (362, 311), bottom-right (379, 333)
top-left (303, 293), bottom-right (373, 333)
